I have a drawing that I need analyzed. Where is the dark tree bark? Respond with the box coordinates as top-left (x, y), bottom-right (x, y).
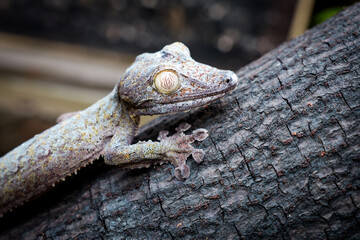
top-left (1, 4), bottom-right (359, 240)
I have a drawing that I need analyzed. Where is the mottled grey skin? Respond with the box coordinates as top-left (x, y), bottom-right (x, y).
top-left (0, 42), bottom-right (238, 216)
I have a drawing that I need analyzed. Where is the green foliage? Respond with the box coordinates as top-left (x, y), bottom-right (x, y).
top-left (313, 7), bottom-right (342, 25)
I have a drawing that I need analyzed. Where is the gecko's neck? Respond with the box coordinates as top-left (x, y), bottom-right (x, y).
top-left (107, 85), bottom-right (139, 131)
top-left (115, 82), bottom-right (141, 128)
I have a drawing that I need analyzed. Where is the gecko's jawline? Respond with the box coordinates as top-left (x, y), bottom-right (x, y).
top-left (133, 93), bottom-right (225, 115)
top-left (161, 93), bottom-right (224, 107)
top-left (161, 84), bottom-right (237, 104)
top-left (136, 84), bottom-right (236, 110)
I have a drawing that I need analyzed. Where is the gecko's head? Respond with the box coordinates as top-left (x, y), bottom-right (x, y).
top-left (118, 42), bottom-right (238, 115)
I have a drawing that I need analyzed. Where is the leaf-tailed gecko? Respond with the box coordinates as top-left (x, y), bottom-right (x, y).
top-left (0, 42), bottom-right (238, 216)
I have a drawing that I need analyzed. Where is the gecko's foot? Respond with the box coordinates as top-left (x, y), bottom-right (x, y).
top-left (157, 122), bottom-right (208, 180)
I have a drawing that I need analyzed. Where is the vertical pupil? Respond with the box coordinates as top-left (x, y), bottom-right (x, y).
top-left (161, 73), bottom-right (175, 90)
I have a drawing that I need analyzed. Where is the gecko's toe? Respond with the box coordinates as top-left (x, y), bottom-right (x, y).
top-left (174, 164), bottom-right (190, 180)
top-left (192, 129), bottom-right (208, 141)
top-left (192, 149), bottom-right (205, 163)
top-left (175, 122), bottom-right (191, 133)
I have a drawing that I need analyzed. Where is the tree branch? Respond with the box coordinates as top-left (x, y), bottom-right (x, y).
top-left (1, 3), bottom-right (359, 239)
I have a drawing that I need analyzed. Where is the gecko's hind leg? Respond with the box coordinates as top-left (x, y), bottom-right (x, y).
top-left (56, 111), bottom-right (80, 123)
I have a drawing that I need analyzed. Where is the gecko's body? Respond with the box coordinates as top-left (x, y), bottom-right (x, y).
top-left (0, 89), bottom-right (128, 216)
top-left (0, 42), bottom-right (237, 216)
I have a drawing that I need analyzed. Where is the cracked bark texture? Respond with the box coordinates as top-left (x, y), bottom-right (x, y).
top-left (1, 4), bottom-right (360, 240)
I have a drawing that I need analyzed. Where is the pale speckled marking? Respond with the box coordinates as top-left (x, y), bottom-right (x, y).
top-left (0, 42), bottom-right (238, 216)
top-left (0, 88), bottom-right (129, 215)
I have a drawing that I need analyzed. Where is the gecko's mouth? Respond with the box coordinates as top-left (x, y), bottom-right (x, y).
top-left (139, 81), bottom-right (236, 107)
top-left (161, 84), bottom-right (236, 104)
top-left (133, 92), bottom-right (226, 115)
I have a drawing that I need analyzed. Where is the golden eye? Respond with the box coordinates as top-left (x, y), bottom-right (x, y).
top-left (154, 70), bottom-right (179, 94)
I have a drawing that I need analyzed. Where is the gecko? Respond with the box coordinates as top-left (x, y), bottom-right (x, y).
top-left (0, 42), bottom-right (238, 217)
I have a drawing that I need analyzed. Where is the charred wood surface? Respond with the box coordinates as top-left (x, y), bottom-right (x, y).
top-left (1, 3), bottom-right (359, 240)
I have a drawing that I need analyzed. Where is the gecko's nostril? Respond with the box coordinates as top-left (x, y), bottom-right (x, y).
top-left (225, 72), bottom-right (238, 86)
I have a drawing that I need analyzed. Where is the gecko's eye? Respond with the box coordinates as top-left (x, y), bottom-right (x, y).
top-left (153, 69), bottom-right (179, 94)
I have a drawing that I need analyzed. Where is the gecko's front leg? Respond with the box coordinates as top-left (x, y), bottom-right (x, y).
top-left (104, 123), bottom-right (208, 180)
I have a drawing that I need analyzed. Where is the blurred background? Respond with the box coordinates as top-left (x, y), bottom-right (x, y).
top-left (0, 0), bottom-right (356, 155)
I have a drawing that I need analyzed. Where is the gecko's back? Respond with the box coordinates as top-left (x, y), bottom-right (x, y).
top-left (0, 88), bottom-right (126, 216)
